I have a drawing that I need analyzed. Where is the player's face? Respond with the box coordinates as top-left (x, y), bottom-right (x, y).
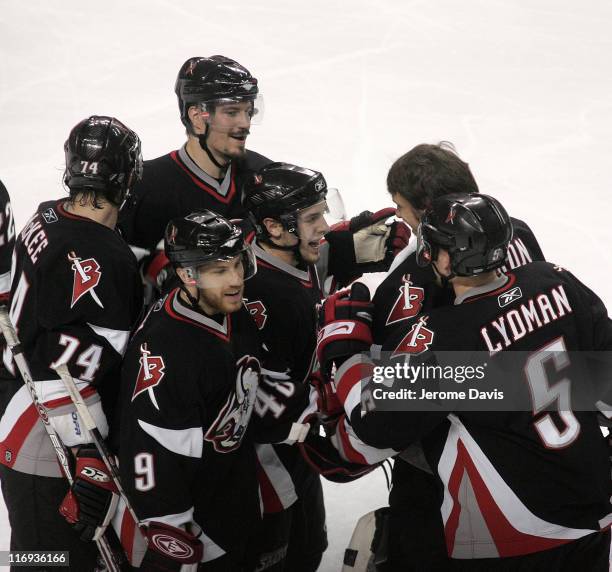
top-left (206, 101), bottom-right (253, 160)
top-left (196, 255), bottom-right (245, 314)
top-left (297, 201), bottom-right (331, 264)
top-left (392, 193), bottom-right (424, 233)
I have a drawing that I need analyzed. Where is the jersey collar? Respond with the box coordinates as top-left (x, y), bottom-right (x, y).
top-left (252, 240), bottom-right (312, 283)
top-left (177, 145), bottom-right (233, 197)
top-left (454, 272), bottom-right (512, 305)
top-left (165, 288), bottom-right (231, 340)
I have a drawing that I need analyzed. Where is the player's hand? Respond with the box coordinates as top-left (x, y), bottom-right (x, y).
top-left (59, 445), bottom-right (119, 542)
top-left (325, 208), bottom-right (410, 284)
top-left (310, 370), bottom-right (343, 429)
top-left (317, 282), bottom-right (373, 377)
top-left (140, 521), bottom-right (203, 571)
top-left (349, 207), bottom-right (410, 266)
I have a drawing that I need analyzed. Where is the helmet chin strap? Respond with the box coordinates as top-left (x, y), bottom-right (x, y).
top-left (198, 124), bottom-right (230, 171)
top-left (260, 232), bottom-right (308, 268)
top-left (261, 236), bottom-right (300, 253)
top-left (179, 269), bottom-right (202, 310)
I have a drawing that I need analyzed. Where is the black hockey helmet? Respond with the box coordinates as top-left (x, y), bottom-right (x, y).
top-left (165, 210), bottom-right (256, 278)
top-left (64, 116), bottom-right (143, 208)
top-left (242, 162), bottom-right (329, 236)
top-left (416, 193), bottom-right (513, 277)
top-left (175, 55), bottom-right (260, 128)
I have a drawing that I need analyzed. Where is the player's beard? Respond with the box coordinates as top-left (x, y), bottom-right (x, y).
top-left (213, 129), bottom-right (250, 161)
top-left (199, 284), bottom-right (245, 315)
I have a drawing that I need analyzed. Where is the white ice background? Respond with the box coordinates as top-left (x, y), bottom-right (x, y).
top-left (1, 1), bottom-right (611, 569)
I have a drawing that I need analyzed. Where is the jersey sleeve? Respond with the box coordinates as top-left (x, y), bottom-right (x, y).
top-left (511, 217), bottom-right (546, 262)
top-left (334, 354), bottom-right (448, 451)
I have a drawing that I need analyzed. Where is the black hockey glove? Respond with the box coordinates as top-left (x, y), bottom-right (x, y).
top-left (140, 521), bottom-right (203, 571)
top-left (59, 446), bottom-right (119, 542)
top-left (325, 208), bottom-right (411, 286)
top-left (317, 282), bottom-right (373, 377)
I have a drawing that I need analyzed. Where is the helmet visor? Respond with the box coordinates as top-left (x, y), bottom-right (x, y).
top-left (201, 94), bottom-right (264, 129)
top-left (325, 188), bottom-right (347, 224)
top-left (190, 245), bottom-right (257, 291)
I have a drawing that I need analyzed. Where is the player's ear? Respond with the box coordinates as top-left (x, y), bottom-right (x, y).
top-left (262, 217), bottom-right (283, 239)
top-left (187, 105), bottom-right (208, 135)
top-left (176, 266), bottom-right (196, 285)
top-left (437, 249), bottom-right (452, 277)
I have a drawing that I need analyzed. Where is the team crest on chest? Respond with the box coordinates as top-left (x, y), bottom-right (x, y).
top-left (392, 316), bottom-right (434, 356)
top-left (68, 251), bottom-right (103, 308)
top-left (205, 355), bottom-right (260, 453)
top-left (385, 274), bottom-right (425, 326)
top-left (132, 343), bottom-right (166, 410)
top-left (245, 300), bottom-right (268, 330)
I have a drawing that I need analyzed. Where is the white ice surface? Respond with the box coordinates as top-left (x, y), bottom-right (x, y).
top-left (1, 1), bottom-right (611, 569)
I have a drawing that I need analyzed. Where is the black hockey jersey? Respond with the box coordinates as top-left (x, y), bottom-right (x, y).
top-left (0, 200), bottom-right (142, 477)
top-left (243, 241), bottom-right (322, 513)
top-left (372, 217), bottom-right (545, 343)
top-left (339, 262), bottom-right (612, 559)
top-left (0, 180), bottom-right (15, 302)
top-left (120, 146), bottom-right (272, 249)
top-left (118, 289), bottom-right (262, 564)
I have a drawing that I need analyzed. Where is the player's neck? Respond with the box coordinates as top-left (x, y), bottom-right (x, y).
top-left (451, 271), bottom-right (499, 299)
top-left (185, 136), bottom-right (226, 179)
top-left (64, 197), bottom-right (118, 229)
top-left (260, 241), bottom-right (298, 267)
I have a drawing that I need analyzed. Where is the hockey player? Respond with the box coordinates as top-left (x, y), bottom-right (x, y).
top-left (0, 179), bottom-right (15, 303)
top-left (323, 193), bottom-right (612, 570)
top-left (118, 211), bottom-right (263, 571)
top-left (241, 163), bottom-right (332, 572)
top-left (120, 55), bottom-right (271, 256)
top-left (0, 178), bottom-right (16, 408)
top-left (370, 142), bottom-right (546, 570)
top-left (374, 142), bottom-right (544, 341)
top-left (241, 161), bottom-right (409, 571)
top-left (0, 116), bottom-right (143, 568)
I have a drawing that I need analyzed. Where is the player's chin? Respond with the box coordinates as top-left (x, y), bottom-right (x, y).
top-left (221, 290), bottom-right (244, 313)
top-left (300, 241), bottom-right (322, 264)
top-left (226, 137), bottom-right (248, 157)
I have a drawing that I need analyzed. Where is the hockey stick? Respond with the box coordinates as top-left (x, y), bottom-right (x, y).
top-left (53, 363), bottom-right (144, 533)
top-left (0, 306), bottom-right (126, 572)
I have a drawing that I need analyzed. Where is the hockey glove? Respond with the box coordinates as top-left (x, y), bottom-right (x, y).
top-left (317, 282), bottom-right (373, 377)
top-left (299, 431), bottom-right (379, 483)
top-left (59, 445), bottom-right (119, 542)
top-left (325, 208), bottom-right (410, 285)
top-left (310, 370), bottom-right (343, 431)
top-left (140, 521), bottom-right (203, 571)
